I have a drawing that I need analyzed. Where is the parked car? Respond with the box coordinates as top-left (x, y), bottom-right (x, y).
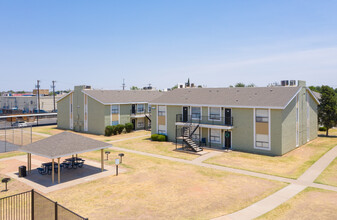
top-left (12, 122), bottom-right (28, 127)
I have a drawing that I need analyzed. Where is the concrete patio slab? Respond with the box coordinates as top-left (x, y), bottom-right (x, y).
top-left (6, 157), bottom-right (125, 193)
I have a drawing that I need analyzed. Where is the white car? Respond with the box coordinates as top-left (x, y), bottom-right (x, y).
top-left (12, 122), bottom-right (28, 127)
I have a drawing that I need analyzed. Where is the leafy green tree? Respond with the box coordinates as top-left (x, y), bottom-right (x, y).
top-left (171, 84), bottom-right (178, 90)
top-left (247, 83), bottom-right (255, 87)
top-left (130, 86), bottom-right (139, 90)
top-left (235, 82), bottom-right (245, 87)
top-left (309, 86), bottom-right (322, 93)
top-left (318, 86), bottom-right (337, 136)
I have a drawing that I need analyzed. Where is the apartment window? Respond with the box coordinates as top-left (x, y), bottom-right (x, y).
top-left (256, 109), bottom-right (269, 123)
top-left (112, 121), bottom-right (118, 126)
top-left (158, 106), bottom-right (166, 116)
top-left (256, 134), bottom-right (269, 148)
top-left (158, 125), bottom-right (166, 134)
top-left (111, 105), bottom-right (119, 114)
top-left (137, 104), bottom-right (145, 113)
top-left (191, 107), bottom-right (201, 119)
top-left (255, 108), bottom-right (270, 150)
top-left (138, 121), bottom-right (144, 128)
top-left (210, 129), bottom-right (221, 143)
top-left (209, 107), bottom-right (221, 120)
top-left (148, 104), bottom-right (151, 113)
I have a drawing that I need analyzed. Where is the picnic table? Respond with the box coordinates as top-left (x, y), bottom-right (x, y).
top-left (62, 157), bottom-right (85, 169)
top-left (37, 162), bottom-right (63, 175)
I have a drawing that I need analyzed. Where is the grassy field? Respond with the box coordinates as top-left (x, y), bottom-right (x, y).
top-left (32, 125), bottom-right (64, 136)
top-left (46, 149), bottom-right (287, 220)
top-left (257, 187), bottom-right (337, 220)
top-left (0, 151), bottom-right (26, 159)
top-left (32, 125), bottom-right (150, 142)
top-left (315, 156), bottom-right (337, 187)
top-left (113, 136), bottom-right (199, 160)
top-left (205, 129), bottom-right (337, 179)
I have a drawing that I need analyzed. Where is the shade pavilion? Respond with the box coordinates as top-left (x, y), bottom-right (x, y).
top-left (19, 132), bottom-right (111, 184)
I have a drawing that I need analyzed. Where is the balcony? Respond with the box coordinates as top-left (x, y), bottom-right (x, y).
top-left (175, 114), bottom-right (234, 129)
top-left (130, 109), bottom-right (151, 118)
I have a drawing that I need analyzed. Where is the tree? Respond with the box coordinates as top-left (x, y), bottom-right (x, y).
top-left (318, 86), bottom-right (337, 136)
top-left (171, 84), bottom-right (178, 90)
top-left (247, 83), bottom-right (255, 87)
top-left (130, 86), bottom-right (139, 90)
top-left (309, 86), bottom-right (322, 93)
top-left (235, 82), bottom-right (245, 87)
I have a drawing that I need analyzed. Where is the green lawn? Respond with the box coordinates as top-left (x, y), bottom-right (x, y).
top-left (113, 136), bottom-right (200, 160)
top-left (0, 151), bottom-right (26, 159)
top-left (315, 156), bottom-right (337, 187)
top-left (46, 149), bottom-right (287, 220)
top-left (205, 129), bottom-right (337, 179)
top-left (257, 187), bottom-right (337, 220)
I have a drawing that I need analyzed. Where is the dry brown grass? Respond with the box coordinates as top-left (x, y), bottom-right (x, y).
top-left (32, 125), bottom-right (64, 136)
top-left (32, 125), bottom-right (150, 142)
top-left (257, 187), bottom-right (337, 220)
top-left (47, 149), bottom-right (287, 220)
top-left (205, 129), bottom-right (337, 179)
top-left (315, 157), bottom-right (337, 187)
top-left (113, 136), bottom-right (199, 160)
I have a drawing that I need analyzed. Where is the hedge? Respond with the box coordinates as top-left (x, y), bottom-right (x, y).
top-left (151, 134), bottom-right (167, 142)
top-left (116, 124), bottom-right (125, 134)
top-left (105, 126), bottom-right (113, 136)
top-left (319, 127), bottom-right (327, 131)
top-left (125, 123), bottom-right (133, 133)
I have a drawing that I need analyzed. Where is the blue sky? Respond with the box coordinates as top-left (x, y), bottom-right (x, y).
top-left (1, 0), bottom-right (337, 91)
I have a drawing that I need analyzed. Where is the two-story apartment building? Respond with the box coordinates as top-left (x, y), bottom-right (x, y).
top-left (150, 81), bottom-right (320, 156)
top-left (57, 85), bottom-right (162, 135)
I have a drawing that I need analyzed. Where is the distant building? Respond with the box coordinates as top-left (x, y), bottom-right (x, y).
top-left (33, 89), bottom-right (49, 96)
top-left (57, 85), bottom-right (163, 134)
top-left (0, 95), bottom-right (60, 114)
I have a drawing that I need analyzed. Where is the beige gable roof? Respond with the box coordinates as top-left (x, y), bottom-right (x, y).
top-left (19, 132), bottom-right (111, 159)
top-left (82, 90), bottom-right (163, 104)
top-left (150, 87), bottom-right (302, 109)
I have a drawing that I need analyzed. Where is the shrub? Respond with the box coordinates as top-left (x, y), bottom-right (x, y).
top-left (151, 134), bottom-right (167, 141)
top-left (319, 127), bottom-right (327, 131)
top-left (151, 134), bottom-right (159, 141)
top-left (116, 124), bottom-right (125, 134)
top-left (125, 123), bottom-right (133, 133)
top-left (111, 125), bottom-right (118, 135)
top-left (105, 126), bottom-right (113, 136)
top-left (157, 134), bottom-right (167, 142)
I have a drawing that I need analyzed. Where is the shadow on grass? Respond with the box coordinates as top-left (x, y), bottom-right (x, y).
top-left (318, 134), bottom-right (337, 138)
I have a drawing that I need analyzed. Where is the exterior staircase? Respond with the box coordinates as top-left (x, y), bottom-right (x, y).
top-left (182, 125), bottom-right (202, 152)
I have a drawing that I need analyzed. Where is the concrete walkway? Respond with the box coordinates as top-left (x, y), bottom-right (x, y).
top-left (27, 130), bottom-right (337, 218)
top-left (218, 145), bottom-right (337, 220)
top-left (108, 134), bottom-right (149, 143)
top-left (110, 145), bottom-right (337, 220)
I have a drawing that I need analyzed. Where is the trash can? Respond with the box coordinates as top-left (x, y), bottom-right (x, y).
top-left (19, 166), bottom-right (26, 177)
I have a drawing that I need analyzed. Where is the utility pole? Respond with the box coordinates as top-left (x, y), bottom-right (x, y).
top-left (51, 81), bottom-right (56, 112)
top-left (122, 79), bottom-right (126, 90)
top-left (36, 80), bottom-right (40, 126)
top-left (36, 80), bottom-right (40, 113)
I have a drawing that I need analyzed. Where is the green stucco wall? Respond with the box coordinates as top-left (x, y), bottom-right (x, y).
top-left (57, 95), bottom-right (70, 130)
top-left (87, 96), bottom-right (106, 135)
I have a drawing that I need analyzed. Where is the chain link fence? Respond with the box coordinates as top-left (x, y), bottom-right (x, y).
top-left (0, 126), bottom-right (32, 153)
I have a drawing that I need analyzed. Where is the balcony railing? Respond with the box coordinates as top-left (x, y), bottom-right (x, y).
top-left (176, 114), bottom-right (234, 127)
top-left (130, 109), bottom-right (150, 116)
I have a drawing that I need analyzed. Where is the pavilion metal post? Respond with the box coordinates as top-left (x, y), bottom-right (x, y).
top-left (29, 153), bottom-right (32, 174)
top-left (52, 159), bottom-right (55, 184)
top-left (58, 158), bottom-right (60, 184)
top-left (27, 153), bottom-right (30, 174)
top-left (101, 149), bottom-right (104, 172)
